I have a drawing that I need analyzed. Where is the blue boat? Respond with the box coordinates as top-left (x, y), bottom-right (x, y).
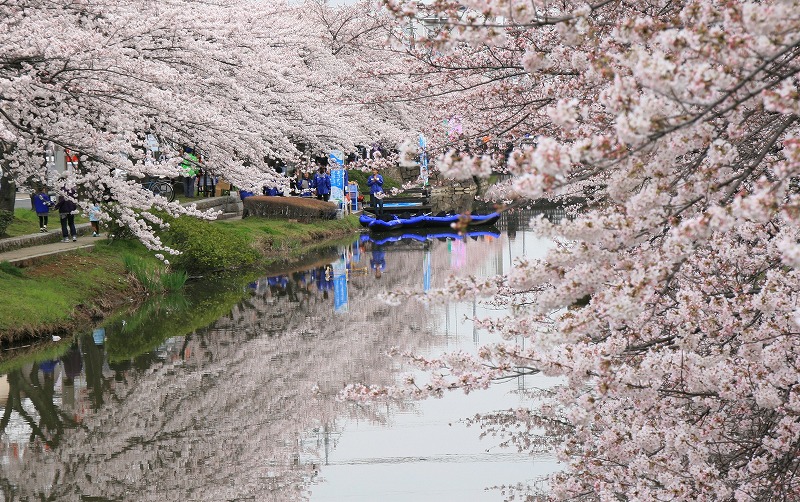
top-left (359, 212), bottom-right (501, 232)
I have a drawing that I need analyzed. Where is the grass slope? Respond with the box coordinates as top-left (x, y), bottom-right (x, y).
top-left (4, 207), bottom-right (89, 237)
top-left (0, 242), bottom-right (137, 336)
top-left (0, 214), bottom-right (360, 343)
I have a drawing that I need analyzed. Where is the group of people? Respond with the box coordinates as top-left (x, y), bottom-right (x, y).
top-left (180, 148), bottom-right (218, 198)
top-left (289, 166), bottom-right (333, 201)
top-left (289, 166), bottom-right (383, 211)
top-left (33, 186), bottom-right (103, 243)
top-left (177, 145), bottom-right (389, 210)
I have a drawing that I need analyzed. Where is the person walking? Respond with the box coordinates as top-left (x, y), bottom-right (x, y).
top-left (88, 202), bottom-right (102, 237)
top-left (367, 168), bottom-right (384, 215)
top-left (33, 186), bottom-right (53, 232)
top-left (313, 166), bottom-right (331, 202)
top-left (54, 193), bottom-right (77, 242)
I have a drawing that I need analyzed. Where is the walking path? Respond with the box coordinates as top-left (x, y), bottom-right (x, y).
top-left (1, 195), bottom-right (242, 266)
top-left (0, 223), bottom-right (97, 266)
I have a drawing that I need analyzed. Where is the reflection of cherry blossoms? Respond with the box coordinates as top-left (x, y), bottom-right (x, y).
top-left (0, 236), bottom-right (506, 500)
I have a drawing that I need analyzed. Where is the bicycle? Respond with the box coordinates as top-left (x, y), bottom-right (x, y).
top-left (142, 178), bottom-right (175, 202)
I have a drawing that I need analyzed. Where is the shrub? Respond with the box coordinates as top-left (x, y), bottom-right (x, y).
top-left (242, 196), bottom-right (338, 221)
top-left (160, 269), bottom-right (188, 291)
top-left (161, 216), bottom-right (258, 273)
top-left (0, 209), bottom-right (13, 236)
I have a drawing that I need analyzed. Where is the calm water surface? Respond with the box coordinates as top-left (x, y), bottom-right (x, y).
top-left (0, 210), bottom-right (563, 501)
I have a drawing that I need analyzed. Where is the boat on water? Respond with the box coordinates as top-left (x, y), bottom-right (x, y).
top-left (359, 212), bottom-right (501, 232)
top-left (359, 229), bottom-right (501, 246)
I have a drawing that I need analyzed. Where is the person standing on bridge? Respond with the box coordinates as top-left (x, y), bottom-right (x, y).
top-left (370, 243), bottom-right (386, 279)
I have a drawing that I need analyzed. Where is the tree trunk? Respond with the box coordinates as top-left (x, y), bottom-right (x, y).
top-left (0, 168), bottom-right (15, 213)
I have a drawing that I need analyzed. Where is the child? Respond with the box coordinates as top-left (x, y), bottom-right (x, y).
top-left (33, 186), bottom-right (52, 232)
top-left (88, 202), bottom-right (102, 237)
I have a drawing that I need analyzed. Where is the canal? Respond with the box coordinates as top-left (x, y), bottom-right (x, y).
top-left (0, 208), bottom-right (564, 501)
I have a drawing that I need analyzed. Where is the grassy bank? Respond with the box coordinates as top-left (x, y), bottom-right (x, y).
top-left (5, 207), bottom-right (88, 237)
top-left (0, 241), bottom-right (140, 342)
top-left (0, 215), bottom-right (361, 344)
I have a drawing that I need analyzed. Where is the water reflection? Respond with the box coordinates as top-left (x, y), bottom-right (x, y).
top-left (0, 209), bottom-right (558, 501)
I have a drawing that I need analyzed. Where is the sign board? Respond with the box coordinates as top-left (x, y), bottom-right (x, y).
top-left (328, 150), bottom-right (344, 167)
top-left (330, 168), bottom-right (348, 202)
top-left (423, 249), bottom-right (431, 292)
top-left (330, 168), bottom-right (347, 190)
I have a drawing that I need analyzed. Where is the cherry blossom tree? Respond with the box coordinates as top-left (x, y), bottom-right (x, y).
top-left (0, 0), bottom-right (415, 252)
top-left (344, 0), bottom-right (800, 499)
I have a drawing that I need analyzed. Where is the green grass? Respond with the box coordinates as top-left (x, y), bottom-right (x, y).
top-left (104, 281), bottom-right (250, 362)
top-left (347, 169), bottom-right (402, 194)
top-left (4, 207), bottom-right (89, 237)
top-left (123, 254), bottom-right (187, 292)
top-left (0, 260), bottom-right (24, 277)
top-left (0, 240), bottom-right (151, 332)
top-left (0, 211), bottom-right (360, 340)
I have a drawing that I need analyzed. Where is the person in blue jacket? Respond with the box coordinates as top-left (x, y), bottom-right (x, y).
top-left (370, 243), bottom-right (386, 279)
top-left (367, 168), bottom-right (384, 215)
top-left (33, 185), bottom-right (53, 232)
top-left (313, 166), bottom-right (332, 202)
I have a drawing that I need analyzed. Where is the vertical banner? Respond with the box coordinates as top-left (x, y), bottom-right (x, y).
top-left (418, 134), bottom-right (429, 187)
top-left (330, 168), bottom-right (346, 203)
top-left (451, 239), bottom-right (467, 270)
top-left (328, 150), bottom-right (344, 168)
top-left (333, 255), bottom-right (349, 313)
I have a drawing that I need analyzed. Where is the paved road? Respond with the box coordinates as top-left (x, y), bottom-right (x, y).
top-left (2, 194), bottom-right (237, 266)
